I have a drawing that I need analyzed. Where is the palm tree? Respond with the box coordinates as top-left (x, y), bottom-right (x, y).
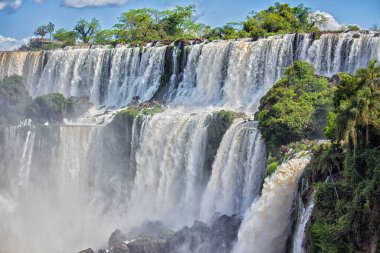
top-left (34, 25), bottom-right (48, 38)
top-left (46, 22), bottom-right (55, 40)
top-left (356, 60), bottom-right (380, 92)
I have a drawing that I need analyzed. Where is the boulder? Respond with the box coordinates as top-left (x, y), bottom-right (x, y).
top-left (211, 214), bottom-right (242, 250)
top-left (109, 229), bottom-right (128, 248)
top-left (330, 74), bottom-right (341, 86)
top-left (110, 242), bottom-right (130, 253)
top-left (98, 215), bottom-right (243, 253)
top-left (129, 220), bottom-right (174, 240)
top-left (127, 239), bottom-right (166, 253)
top-left (166, 220), bottom-right (213, 253)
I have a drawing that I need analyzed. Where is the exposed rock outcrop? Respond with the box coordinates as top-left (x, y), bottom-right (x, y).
top-left (98, 214), bottom-right (242, 253)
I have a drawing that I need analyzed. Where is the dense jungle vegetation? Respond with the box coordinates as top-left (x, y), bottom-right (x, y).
top-left (256, 60), bottom-right (380, 252)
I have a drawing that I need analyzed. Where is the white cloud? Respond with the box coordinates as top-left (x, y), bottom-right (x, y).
top-left (63, 0), bottom-right (128, 8)
top-left (310, 11), bottom-right (344, 31)
top-left (310, 11), bottom-right (361, 31)
top-left (0, 0), bottom-right (22, 10)
top-left (0, 35), bottom-right (29, 51)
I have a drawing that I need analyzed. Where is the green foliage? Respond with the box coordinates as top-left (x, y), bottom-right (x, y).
top-left (30, 3), bottom-right (323, 46)
top-left (115, 104), bottom-right (164, 121)
top-left (266, 139), bottom-right (319, 175)
top-left (33, 22), bottom-right (55, 40)
top-left (53, 28), bottom-right (78, 46)
top-left (34, 25), bottom-right (49, 38)
top-left (141, 105), bottom-right (163, 116)
top-left (26, 93), bottom-right (77, 123)
top-left (203, 22), bottom-right (248, 40)
top-left (74, 18), bottom-right (100, 43)
top-left (0, 75), bottom-right (31, 125)
top-left (113, 5), bottom-right (203, 43)
top-left (94, 29), bottom-right (116, 45)
top-left (0, 75), bottom-right (27, 104)
top-left (116, 107), bottom-right (140, 118)
top-left (217, 110), bottom-right (237, 125)
top-left (46, 22), bottom-right (55, 39)
top-left (266, 157), bottom-right (279, 176)
top-left (242, 3), bottom-right (322, 39)
top-left (256, 61), bottom-right (333, 150)
top-left (307, 61), bottom-right (380, 252)
top-left (347, 25), bottom-right (360, 31)
top-left (26, 93), bottom-right (66, 122)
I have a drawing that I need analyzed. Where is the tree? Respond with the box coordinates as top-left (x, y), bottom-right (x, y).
top-left (114, 5), bottom-right (202, 43)
top-left (53, 28), bottom-right (78, 45)
top-left (242, 3), bottom-right (321, 39)
top-left (34, 25), bottom-right (48, 38)
top-left (160, 5), bottom-right (200, 38)
top-left (115, 8), bottom-right (159, 43)
top-left (256, 61), bottom-right (332, 149)
top-left (46, 22), bottom-right (55, 39)
top-left (309, 61), bottom-right (380, 252)
top-left (74, 18), bottom-right (100, 43)
top-left (347, 25), bottom-right (360, 31)
top-left (94, 29), bottom-right (116, 45)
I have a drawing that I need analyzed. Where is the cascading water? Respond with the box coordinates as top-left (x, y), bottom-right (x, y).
top-left (0, 30), bottom-right (379, 253)
top-left (0, 125), bottom-right (116, 253)
top-left (291, 193), bottom-right (315, 253)
top-left (0, 51), bottom-right (46, 92)
top-left (200, 120), bottom-right (266, 220)
top-left (169, 32), bottom-right (380, 110)
top-left (35, 46), bottom-right (167, 105)
top-left (0, 109), bottom-right (252, 252)
top-left (0, 32), bottom-right (378, 109)
top-left (233, 157), bottom-right (310, 253)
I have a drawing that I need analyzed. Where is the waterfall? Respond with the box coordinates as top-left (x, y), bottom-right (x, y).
top-left (233, 157), bottom-right (310, 253)
top-left (200, 120), bottom-right (266, 220)
top-left (1, 32), bottom-right (378, 110)
top-left (31, 46), bottom-right (167, 105)
top-left (126, 109), bottom-right (214, 227)
top-left (0, 109), bottom-right (240, 252)
top-left (0, 125), bottom-right (124, 253)
top-left (292, 193), bottom-right (315, 253)
top-left (0, 51), bottom-right (45, 92)
top-left (169, 32), bottom-right (380, 110)
top-left (0, 31), bottom-right (379, 253)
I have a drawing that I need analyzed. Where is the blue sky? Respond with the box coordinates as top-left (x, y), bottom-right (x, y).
top-left (0, 0), bottom-right (379, 40)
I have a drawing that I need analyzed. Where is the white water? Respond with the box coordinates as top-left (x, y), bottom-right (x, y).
top-left (0, 31), bottom-right (378, 253)
top-left (126, 109), bottom-right (211, 227)
top-left (0, 125), bottom-right (120, 253)
top-left (169, 32), bottom-right (380, 110)
top-left (0, 32), bottom-right (378, 109)
top-left (0, 109), bottom-right (267, 252)
top-left (292, 193), bottom-right (315, 253)
top-left (234, 157), bottom-right (310, 253)
top-left (200, 120), bottom-right (266, 220)
top-left (34, 46), bottom-right (166, 105)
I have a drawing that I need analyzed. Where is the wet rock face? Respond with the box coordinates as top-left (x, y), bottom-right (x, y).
top-left (127, 239), bottom-right (166, 253)
top-left (129, 220), bottom-right (174, 240)
top-left (211, 214), bottom-right (242, 250)
top-left (99, 214), bottom-right (243, 253)
top-left (166, 220), bottom-right (213, 253)
top-left (109, 229), bottom-right (128, 248)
